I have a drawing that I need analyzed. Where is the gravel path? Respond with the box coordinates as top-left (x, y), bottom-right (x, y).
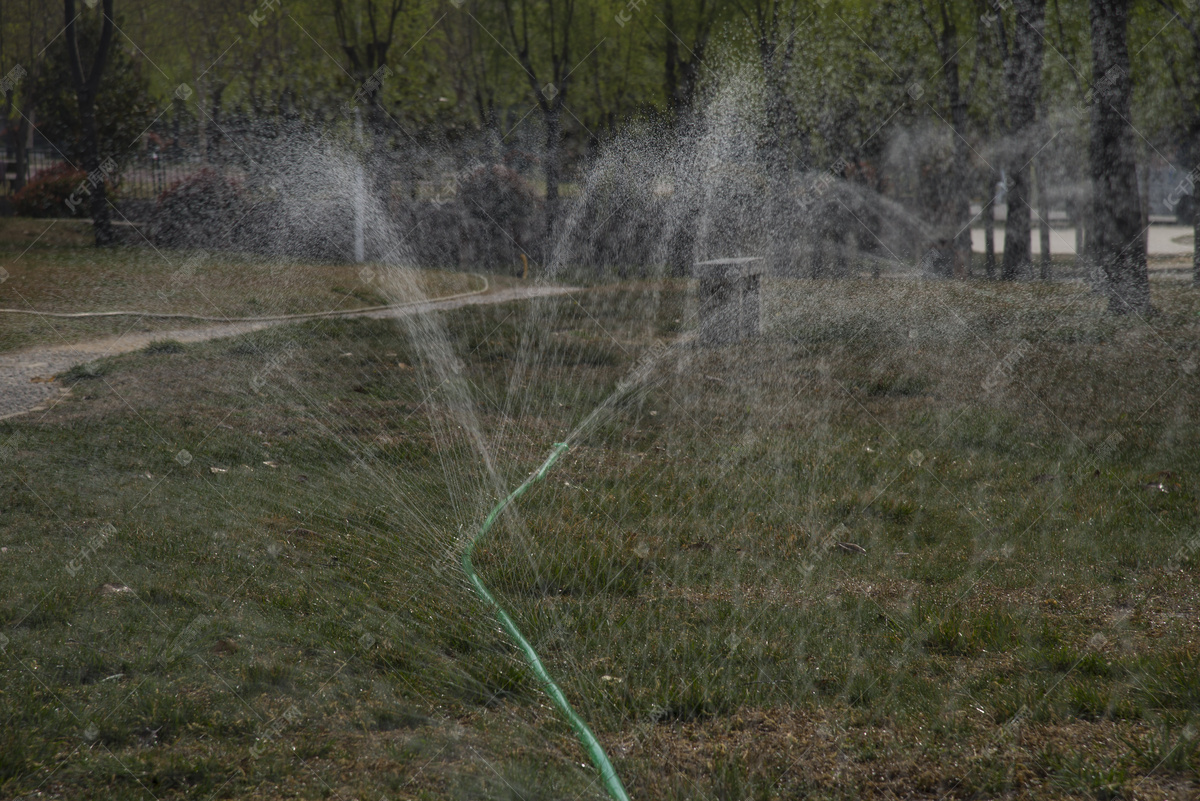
top-left (0, 284), bottom-right (577, 420)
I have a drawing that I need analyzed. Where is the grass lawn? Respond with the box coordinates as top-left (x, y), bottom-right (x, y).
top-left (0, 218), bottom-right (483, 353)
top-left (1, 255), bottom-right (1199, 799)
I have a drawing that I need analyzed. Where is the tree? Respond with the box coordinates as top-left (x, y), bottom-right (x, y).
top-left (1, 0), bottom-right (60, 192)
top-left (661, 0), bottom-right (719, 122)
top-left (441, 0), bottom-right (512, 143)
top-left (1148, 0), bottom-right (1200, 287)
top-left (734, 0), bottom-right (809, 168)
top-left (1089, 0), bottom-right (1150, 314)
top-left (990, 0), bottom-right (1047, 280)
top-left (329, 0), bottom-right (408, 132)
top-left (919, 0), bottom-right (983, 275)
top-left (1042, 0), bottom-right (1091, 273)
top-left (64, 0), bottom-right (115, 245)
top-left (33, 11), bottom-right (154, 170)
top-left (499, 0), bottom-right (577, 248)
top-left (167, 0), bottom-right (251, 161)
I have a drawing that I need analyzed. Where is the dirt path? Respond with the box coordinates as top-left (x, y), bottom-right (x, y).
top-left (0, 284), bottom-right (577, 420)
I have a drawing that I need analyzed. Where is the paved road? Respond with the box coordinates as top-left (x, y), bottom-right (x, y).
top-left (971, 225), bottom-right (1194, 257)
top-left (0, 284), bottom-right (576, 420)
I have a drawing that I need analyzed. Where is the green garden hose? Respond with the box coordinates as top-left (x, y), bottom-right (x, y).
top-left (462, 441), bottom-right (632, 801)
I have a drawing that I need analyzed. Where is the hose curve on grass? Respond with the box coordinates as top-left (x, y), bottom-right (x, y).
top-left (0, 274), bottom-right (489, 322)
top-left (462, 442), bottom-right (631, 801)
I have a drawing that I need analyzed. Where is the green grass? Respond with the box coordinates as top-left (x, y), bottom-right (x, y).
top-left (0, 219), bottom-right (485, 352)
top-left (1, 270), bottom-right (1199, 798)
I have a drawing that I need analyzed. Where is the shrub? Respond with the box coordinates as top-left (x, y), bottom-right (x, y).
top-left (458, 164), bottom-right (541, 270)
top-left (11, 164), bottom-right (90, 218)
top-left (153, 168), bottom-right (246, 249)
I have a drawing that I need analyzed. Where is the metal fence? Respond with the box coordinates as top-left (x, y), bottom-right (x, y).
top-left (2, 150), bottom-right (62, 194)
top-left (118, 154), bottom-right (207, 199)
top-left (3, 150), bottom-right (207, 199)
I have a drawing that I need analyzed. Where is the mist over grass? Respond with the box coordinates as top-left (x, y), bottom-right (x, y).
top-left (2, 274), bottom-right (1198, 799)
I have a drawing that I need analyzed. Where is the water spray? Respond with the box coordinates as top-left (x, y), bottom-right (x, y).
top-left (353, 108), bottom-right (366, 264)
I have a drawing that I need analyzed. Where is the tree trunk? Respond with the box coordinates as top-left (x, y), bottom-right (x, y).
top-left (1001, 0), bottom-right (1047, 280)
top-left (1138, 160), bottom-right (1150, 233)
top-left (80, 97), bottom-right (113, 245)
top-left (662, 0), bottom-right (707, 124)
top-left (65, 0), bottom-right (115, 247)
top-left (664, 0), bottom-right (683, 118)
top-left (1089, 0), bottom-right (1150, 314)
top-left (1002, 171), bottom-right (1032, 279)
top-left (949, 120), bottom-right (972, 277)
top-left (1070, 198), bottom-right (1084, 259)
top-left (543, 103), bottom-right (561, 257)
top-left (1037, 158), bottom-right (1051, 279)
top-left (937, 6), bottom-right (973, 277)
top-left (984, 170), bottom-right (997, 279)
top-left (1190, 131), bottom-right (1200, 288)
top-left (207, 82), bottom-right (227, 161)
top-left (1193, 210), bottom-right (1199, 288)
top-left (13, 114), bottom-right (28, 192)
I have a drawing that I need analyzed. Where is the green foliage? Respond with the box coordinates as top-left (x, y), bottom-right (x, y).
top-left (142, 339), bottom-right (186, 354)
top-left (58, 359), bottom-right (111, 383)
top-left (152, 168), bottom-right (246, 248)
top-left (0, 0), bottom-right (1195, 200)
top-left (29, 9), bottom-right (156, 169)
